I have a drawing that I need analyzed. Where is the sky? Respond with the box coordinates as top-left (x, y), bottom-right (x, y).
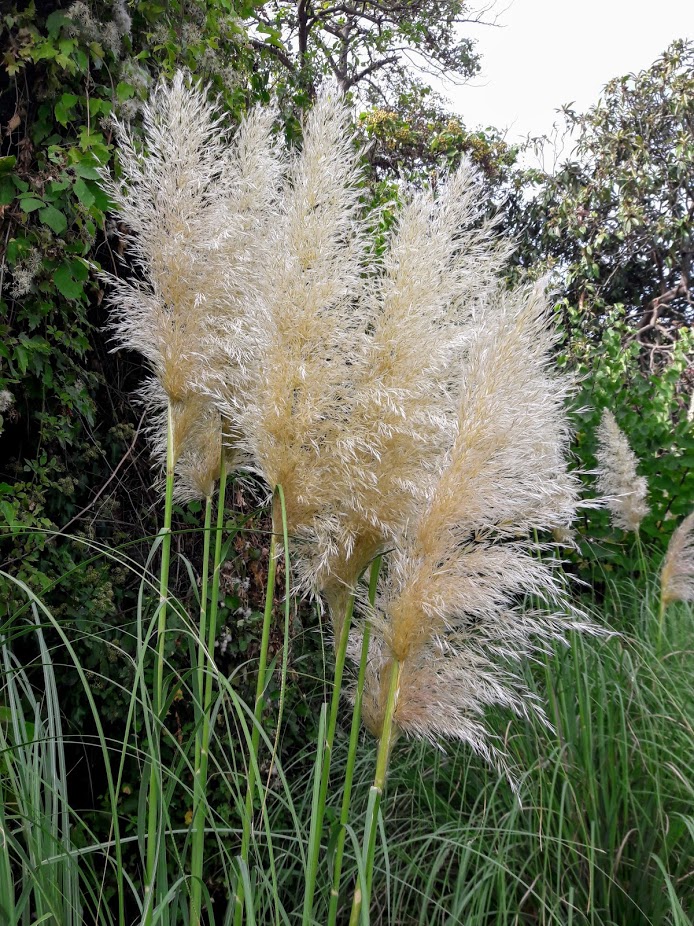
top-left (438, 0), bottom-right (692, 162)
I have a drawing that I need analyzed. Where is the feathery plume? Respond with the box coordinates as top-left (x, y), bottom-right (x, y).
top-left (103, 73), bottom-right (280, 496)
top-left (360, 282), bottom-right (587, 774)
top-left (594, 409), bottom-right (650, 532)
top-left (100, 72), bottom-right (232, 481)
top-left (660, 511), bottom-right (694, 607)
top-left (210, 88), bottom-right (368, 545)
top-left (316, 164), bottom-right (509, 629)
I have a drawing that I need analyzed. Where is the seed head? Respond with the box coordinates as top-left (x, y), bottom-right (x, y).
top-left (595, 409), bottom-right (649, 532)
top-left (361, 282), bottom-right (590, 776)
top-left (660, 511), bottom-right (694, 606)
top-left (208, 88), bottom-right (368, 552)
top-left (103, 72), bottom-right (278, 490)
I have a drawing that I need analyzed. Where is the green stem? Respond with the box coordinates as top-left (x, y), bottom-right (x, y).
top-left (327, 556), bottom-right (382, 926)
top-left (144, 401), bottom-right (175, 920)
top-left (190, 458), bottom-right (227, 921)
top-left (657, 594), bottom-right (667, 651)
top-left (349, 656), bottom-right (400, 926)
top-left (302, 588), bottom-right (358, 925)
top-left (234, 487), bottom-right (282, 926)
top-left (189, 490), bottom-right (214, 926)
top-left (634, 528), bottom-right (648, 587)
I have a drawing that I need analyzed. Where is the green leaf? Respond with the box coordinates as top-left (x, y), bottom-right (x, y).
top-left (88, 181), bottom-right (112, 212)
top-left (72, 158), bottom-right (102, 180)
top-left (19, 196), bottom-right (45, 213)
top-left (0, 500), bottom-right (17, 532)
top-left (15, 344), bottom-right (28, 374)
top-left (54, 260), bottom-right (88, 300)
top-left (116, 81), bottom-right (135, 102)
top-left (0, 176), bottom-right (16, 206)
top-left (32, 42), bottom-right (58, 63)
top-left (46, 11), bottom-right (71, 39)
top-left (73, 177), bottom-right (95, 208)
top-left (73, 48), bottom-right (89, 72)
top-left (88, 97), bottom-right (111, 117)
top-left (0, 156), bottom-right (16, 174)
top-left (39, 205), bottom-right (68, 235)
top-left (55, 92), bottom-right (79, 127)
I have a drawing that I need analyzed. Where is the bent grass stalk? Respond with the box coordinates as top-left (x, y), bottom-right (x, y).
top-left (328, 555), bottom-right (382, 926)
top-left (349, 656), bottom-right (401, 926)
top-left (144, 401), bottom-right (175, 924)
top-left (234, 485), bottom-right (286, 926)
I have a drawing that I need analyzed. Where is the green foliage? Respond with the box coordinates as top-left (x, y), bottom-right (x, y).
top-left (518, 41), bottom-right (693, 350)
top-left (359, 84), bottom-right (518, 188)
top-left (505, 42), bottom-right (694, 572)
top-left (2, 537), bottom-right (692, 924)
top-left (552, 302), bottom-right (693, 595)
top-left (0, 0), bottom-right (261, 722)
top-left (352, 592), bottom-right (694, 925)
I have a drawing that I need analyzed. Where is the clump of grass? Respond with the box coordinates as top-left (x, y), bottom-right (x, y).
top-left (95, 72), bottom-right (595, 926)
top-left (279, 586), bottom-right (692, 925)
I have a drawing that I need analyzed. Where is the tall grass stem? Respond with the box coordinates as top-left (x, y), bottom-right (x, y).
top-left (327, 555), bottom-right (382, 926)
top-left (349, 657), bottom-right (401, 926)
top-left (189, 490), bottom-right (214, 926)
top-left (302, 588), bottom-right (359, 925)
top-left (234, 486), bottom-right (283, 926)
top-left (144, 400), bottom-right (175, 920)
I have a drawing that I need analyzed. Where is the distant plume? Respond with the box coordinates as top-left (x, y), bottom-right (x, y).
top-left (660, 511), bottom-right (694, 607)
top-left (595, 409), bottom-right (649, 532)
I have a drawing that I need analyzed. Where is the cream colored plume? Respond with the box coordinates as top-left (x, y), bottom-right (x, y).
top-left (317, 164), bottom-right (508, 628)
top-left (102, 72), bottom-right (279, 497)
top-left (660, 511), bottom-right (694, 607)
top-left (209, 88), bottom-right (368, 546)
top-left (360, 282), bottom-right (588, 774)
top-left (594, 409), bottom-right (650, 532)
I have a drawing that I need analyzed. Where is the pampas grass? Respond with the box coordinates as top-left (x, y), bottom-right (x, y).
top-left (659, 510), bottom-right (694, 642)
top-left (661, 510), bottom-right (694, 607)
top-left (318, 164), bottom-right (508, 634)
top-left (363, 282), bottom-right (582, 767)
top-left (348, 282), bottom-right (588, 921)
top-left (100, 72), bottom-right (285, 926)
top-left (100, 72), bottom-right (604, 926)
top-left (595, 408), bottom-right (650, 532)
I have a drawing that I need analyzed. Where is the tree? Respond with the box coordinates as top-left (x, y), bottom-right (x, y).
top-left (244, 0), bottom-right (494, 103)
top-left (512, 41), bottom-right (694, 551)
top-left (519, 40), bottom-right (694, 373)
top-left (357, 83), bottom-right (517, 197)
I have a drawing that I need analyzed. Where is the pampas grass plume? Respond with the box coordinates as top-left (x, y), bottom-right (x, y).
top-left (660, 511), bottom-right (694, 607)
top-left (103, 72), bottom-right (281, 498)
top-left (210, 88), bottom-right (368, 548)
top-left (595, 409), bottom-right (650, 532)
top-left (361, 281), bottom-right (588, 773)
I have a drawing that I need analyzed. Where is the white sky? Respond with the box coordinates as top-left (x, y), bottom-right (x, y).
top-left (439, 0), bottom-right (692, 155)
